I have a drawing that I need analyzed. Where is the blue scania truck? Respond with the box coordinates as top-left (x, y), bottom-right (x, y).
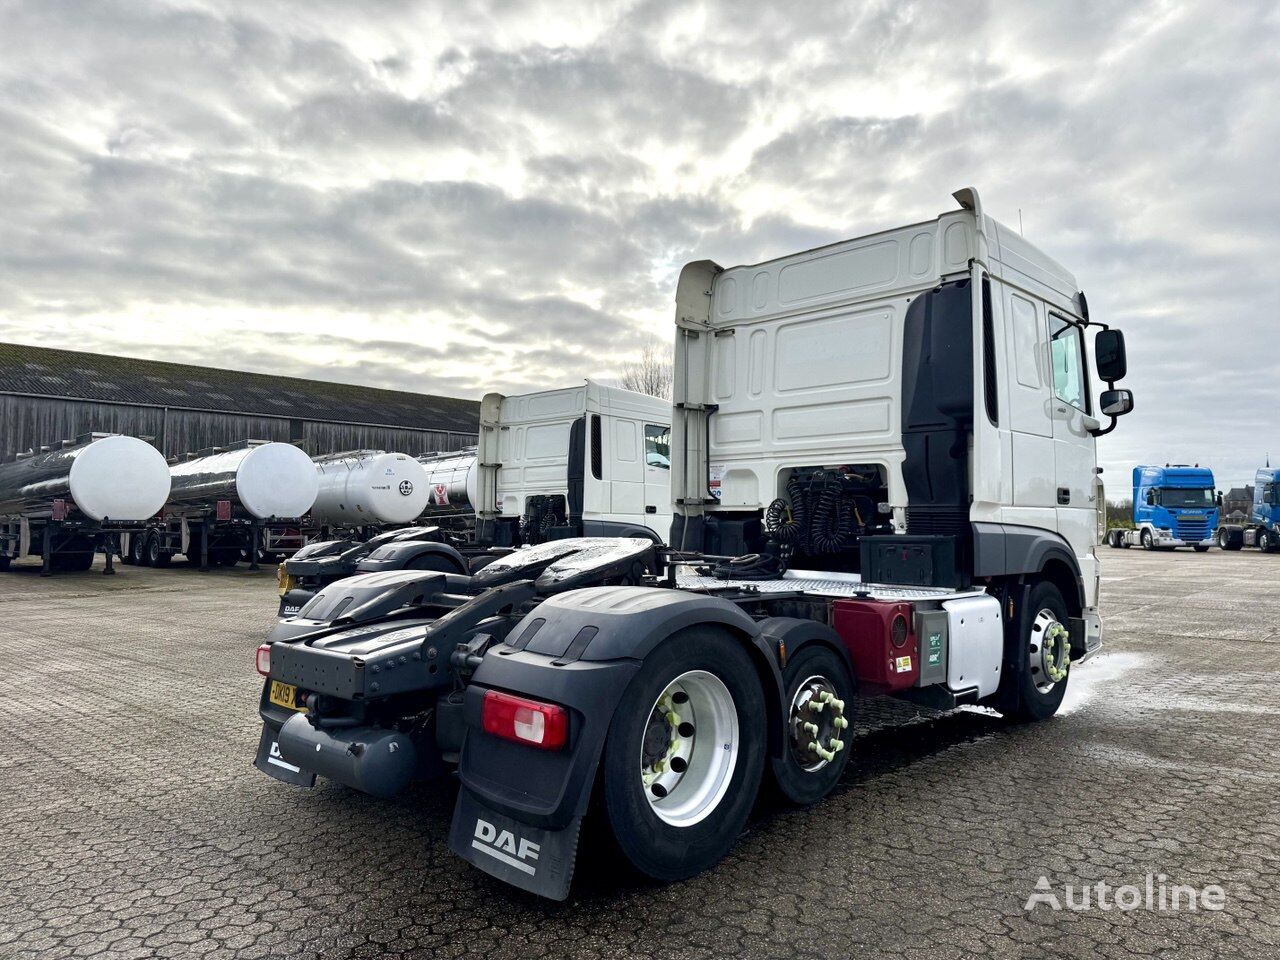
top-left (1215, 467), bottom-right (1280, 552)
top-left (1107, 464), bottom-right (1217, 551)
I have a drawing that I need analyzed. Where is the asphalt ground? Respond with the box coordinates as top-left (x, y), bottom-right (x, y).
top-left (1, 546), bottom-right (1278, 959)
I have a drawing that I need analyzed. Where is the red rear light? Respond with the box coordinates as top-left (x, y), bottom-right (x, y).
top-left (255, 643), bottom-right (271, 676)
top-left (482, 690), bottom-right (568, 750)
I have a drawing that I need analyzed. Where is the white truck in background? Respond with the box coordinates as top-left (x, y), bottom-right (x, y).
top-left (415, 380), bottom-right (673, 546)
top-left (276, 381), bottom-right (672, 613)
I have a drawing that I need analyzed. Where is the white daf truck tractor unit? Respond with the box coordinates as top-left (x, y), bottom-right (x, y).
top-left (248, 188), bottom-right (1133, 900)
top-left (274, 382), bottom-right (672, 615)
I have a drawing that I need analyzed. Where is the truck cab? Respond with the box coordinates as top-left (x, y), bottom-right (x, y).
top-left (671, 187), bottom-right (1131, 639)
top-left (475, 379), bottom-right (672, 546)
top-left (1216, 466), bottom-right (1280, 552)
top-left (1111, 464), bottom-right (1216, 551)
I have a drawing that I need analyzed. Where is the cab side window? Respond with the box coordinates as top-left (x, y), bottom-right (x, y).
top-left (1049, 315), bottom-right (1088, 412)
top-left (644, 424), bottom-right (670, 470)
top-left (1146, 489), bottom-right (1156, 506)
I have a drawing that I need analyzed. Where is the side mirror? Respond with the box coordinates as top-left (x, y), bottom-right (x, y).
top-left (1095, 329), bottom-right (1127, 381)
top-left (1100, 388), bottom-right (1134, 417)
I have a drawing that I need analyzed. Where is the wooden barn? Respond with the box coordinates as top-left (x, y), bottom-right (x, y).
top-left (0, 342), bottom-right (479, 461)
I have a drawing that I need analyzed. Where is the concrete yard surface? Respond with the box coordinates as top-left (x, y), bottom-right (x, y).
top-left (1, 548), bottom-right (1279, 959)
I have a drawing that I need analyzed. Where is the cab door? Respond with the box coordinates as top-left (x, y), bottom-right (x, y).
top-left (608, 416), bottom-right (645, 520)
top-left (1048, 313), bottom-right (1101, 560)
top-left (1002, 284), bottom-right (1056, 528)
top-left (643, 422), bottom-right (673, 540)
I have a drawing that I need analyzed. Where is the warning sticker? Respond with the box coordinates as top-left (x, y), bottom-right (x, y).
top-left (926, 632), bottom-right (943, 667)
top-left (433, 484), bottom-right (449, 506)
top-left (709, 463), bottom-right (725, 501)
top-left (895, 656), bottom-right (913, 673)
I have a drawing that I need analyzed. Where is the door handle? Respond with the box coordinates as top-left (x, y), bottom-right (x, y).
top-left (1057, 487), bottom-right (1071, 505)
top-left (645, 505), bottom-right (657, 514)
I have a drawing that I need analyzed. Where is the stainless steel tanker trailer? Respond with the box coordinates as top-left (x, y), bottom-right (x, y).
top-left (0, 433), bottom-right (171, 575)
top-left (275, 451), bottom-right (461, 615)
top-left (123, 440), bottom-right (319, 570)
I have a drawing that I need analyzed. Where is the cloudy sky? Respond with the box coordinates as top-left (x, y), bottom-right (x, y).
top-left (1, 0), bottom-right (1277, 487)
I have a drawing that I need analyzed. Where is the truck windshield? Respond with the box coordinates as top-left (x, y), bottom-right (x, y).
top-left (1159, 488), bottom-right (1214, 508)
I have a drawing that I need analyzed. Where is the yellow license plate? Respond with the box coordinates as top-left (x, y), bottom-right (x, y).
top-left (269, 680), bottom-right (304, 711)
top-left (278, 571), bottom-right (298, 597)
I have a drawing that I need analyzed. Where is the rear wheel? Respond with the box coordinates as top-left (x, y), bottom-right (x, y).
top-left (1008, 581), bottom-right (1071, 722)
top-left (601, 629), bottom-right (765, 882)
top-left (146, 533), bottom-right (170, 568)
top-left (1260, 530), bottom-right (1277, 553)
top-left (131, 532), bottom-right (150, 566)
top-left (769, 644), bottom-right (855, 805)
top-left (1106, 530), bottom-right (1120, 549)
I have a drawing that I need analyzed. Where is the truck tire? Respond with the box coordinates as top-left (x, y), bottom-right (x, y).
top-left (1193, 544), bottom-right (1209, 553)
top-left (769, 643), bottom-right (855, 805)
top-left (1106, 530), bottom-right (1121, 548)
top-left (146, 533), bottom-right (170, 568)
top-left (600, 628), bottom-right (766, 882)
top-left (131, 533), bottom-right (150, 566)
top-left (1141, 529), bottom-right (1154, 551)
top-left (1260, 530), bottom-right (1277, 553)
top-left (1008, 581), bottom-right (1071, 722)
top-left (0, 555), bottom-right (10, 571)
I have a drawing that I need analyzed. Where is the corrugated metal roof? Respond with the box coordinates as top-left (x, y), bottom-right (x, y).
top-left (0, 342), bottom-right (479, 434)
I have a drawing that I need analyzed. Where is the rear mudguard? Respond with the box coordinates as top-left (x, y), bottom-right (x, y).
top-left (355, 540), bottom-right (469, 575)
top-left (449, 585), bottom-right (788, 899)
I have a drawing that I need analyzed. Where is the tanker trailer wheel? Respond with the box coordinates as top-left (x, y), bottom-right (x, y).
top-left (131, 532), bottom-right (150, 566)
top-left (146, 532), bottom-right (170, 568)
top-left (1141, 529), bottom-right (1154, 550)
top-left (769, 643), bottom-right (855, 805)
top-left (600, 628), bottom-right (765, 882)
top-left (1008, 581), bottom-right (1071, 722)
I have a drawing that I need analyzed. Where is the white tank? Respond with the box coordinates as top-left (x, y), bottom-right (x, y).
top-left (418, 451), bottom-right (478, 513)
top-left (168, 442), bottom-right (320, 520)
top-left (0, 434), bottom-right (171, 522)
top-left (312, 452), bottom-right (430, 526)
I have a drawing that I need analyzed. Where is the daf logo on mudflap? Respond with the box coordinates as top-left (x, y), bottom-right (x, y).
top-left (399, 480), bottom-right (414, 496)
top-left (472, 818), bottom-right (540, 875)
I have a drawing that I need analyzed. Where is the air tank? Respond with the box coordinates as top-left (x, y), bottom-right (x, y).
top-left (168, 442), bottom-right (320, 519)
top-left (312, 452), bottom-right (430, 526)
top-left (417, 450), bottom-right (478, 513)
top-left (0, 434), bottom-right (171, 522)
